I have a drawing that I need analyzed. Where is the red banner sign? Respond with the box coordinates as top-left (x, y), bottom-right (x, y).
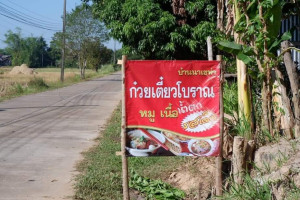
top-left (125, 60), bottom-right (220, 157)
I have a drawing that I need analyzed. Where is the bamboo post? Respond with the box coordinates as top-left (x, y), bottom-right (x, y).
top-left (207, 36), bottom-right (213, 61)
top-left (121, 55), bottom-right (130, 200)
top-left (215, 55), bottom-right (223, 196)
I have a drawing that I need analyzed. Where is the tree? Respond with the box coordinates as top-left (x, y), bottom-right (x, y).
top-left (48, 33), bottom-right (62, 67)
top-left (49, 32), bottom-right (77, 68)
top-left (88, 0), bottom-right (218, 60)
top-left (0, 49), bottom-right (8, 55)
top-left (26, 36), bottom-right (48, 67)
top-left (4, 28), bottom-right (52, 67)
top-left (65, 4), bottom-right (109, 78)
top-left (218, 1), bottom-right (300, 138)
top-left (99, 45), bottom-right (113, 65)
top-left (4, 28), bottom-right (24, 66)
top-left (85, 41), bottom-right (113, 72)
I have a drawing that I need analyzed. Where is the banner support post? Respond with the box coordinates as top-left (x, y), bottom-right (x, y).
top-left (215, 55), bottom-right (224, 196)
top-left (121, 55), bottom-right (130, 200)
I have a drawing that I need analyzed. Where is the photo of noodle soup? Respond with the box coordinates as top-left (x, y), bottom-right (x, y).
top-left (126, 129), bottom-right (165, 156)
top-left (188, 139), bottom-right (214, 156)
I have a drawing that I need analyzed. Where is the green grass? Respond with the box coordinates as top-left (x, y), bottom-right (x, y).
top-left (28, 77), bottom-right (49, 89)
top-left (232, 112), bottom-right (252, 140)
top-left (74, 104), bottom-right (184, 200)
top-left (220, 171), bottom-right (300, 200)
top-left (220, 174), bottom-right (272, 200)
top-left (0, 68), bottom-right (5, 74)
top-left (286, 183), bottom-right (300, 200)
top-left (223, 82), bottom-right (238, 118)
top-left (275, 151), bottom-right (289, 168)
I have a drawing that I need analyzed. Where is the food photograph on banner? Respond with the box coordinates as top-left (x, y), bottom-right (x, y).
top-left (125, 60), bottom-right (220, 157)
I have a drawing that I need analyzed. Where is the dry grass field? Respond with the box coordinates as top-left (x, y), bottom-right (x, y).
top-left (1, 67), bottom-right (74, 85)
top-left (0, 65), bottom-right (115, 101)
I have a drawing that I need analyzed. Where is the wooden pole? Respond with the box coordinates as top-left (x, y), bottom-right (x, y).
top-left (60, 0), bottom-right (66, 82)
top-left (215, 55), bottom-right (223, 196)
top-left (121, 55), bottom-right (130, 200)
top-left (217, 0), bottom-right (224, 31)
top-left (232, 136), bottom-right (245, 184)
top-left (281, 41), bottom-right (300, 138)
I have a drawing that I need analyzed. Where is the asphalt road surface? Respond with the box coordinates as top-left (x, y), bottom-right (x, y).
top-left (0, 72), bottom-right (122, 200)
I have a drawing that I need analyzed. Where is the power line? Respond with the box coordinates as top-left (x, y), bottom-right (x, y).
top-left (0, 2), bottom-right (61, 26)
top-left (0, 1), bottom-right (65, 49)
top-left (0, 11), bottom-right (59, 31)
top-left (0, 4), bottom-right (61, 29)
top-left (0, 17), bottom-right (43, 35)
top-left (0, 3), bottom-right (61, 31)
top-left (0, 15), bottom-right (61, 37)
top-left (0, 16), bottom-right (59, 48)
top-left (3, 0), bottom-right (62, 23)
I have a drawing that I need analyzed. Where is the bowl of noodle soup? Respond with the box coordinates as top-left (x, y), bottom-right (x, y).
top-left (126, 129), bottom-right (165, 156)
top-left (187, 139), bottom-right (214, 156)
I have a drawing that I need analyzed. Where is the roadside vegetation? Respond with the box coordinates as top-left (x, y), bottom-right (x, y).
top-left (1, 0), bottom-right (300, 199)
top-left (0, 65), bottom-right (117, 102)
top-left (75, 104), bottom-right (186, 200)
top-left (73, 0), bottom-right (300, 199)
top-left (74, 83), bottom-right (240, 200)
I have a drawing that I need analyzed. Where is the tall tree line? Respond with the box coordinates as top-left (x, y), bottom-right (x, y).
top-left (3, 28), bottom-right (53, 68)
top-left (2, 4), bottom-right (113, 71)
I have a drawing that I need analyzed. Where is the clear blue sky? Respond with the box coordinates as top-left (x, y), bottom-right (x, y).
top-left (0, 0), bottom-right (121, 50)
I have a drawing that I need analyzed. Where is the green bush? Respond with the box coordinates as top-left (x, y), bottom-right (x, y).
top-left (101, 64), bottom-right (115, 73)
top-left (130, 171), bottom-right (185, 200)
top-left (28, 77), bottom-right (49, 89)
top-left (75, 105), bottom-right (184, 200)
top-left (113, 64), bottom-right (121, 71)
top-left (13, 83), bottom-right (24, 94)
top-left (70, 74), bottom-right (81, 82)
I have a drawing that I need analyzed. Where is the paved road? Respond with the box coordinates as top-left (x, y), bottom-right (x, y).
top-left (0, 73), bottom-right (121, 200)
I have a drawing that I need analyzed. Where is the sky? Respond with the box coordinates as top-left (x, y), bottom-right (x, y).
top-left (0, 0), bottom-right (122, 50)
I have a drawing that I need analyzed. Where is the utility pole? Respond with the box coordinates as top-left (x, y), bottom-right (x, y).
top-left (42, 52), bottom-right (44, 67)
top-left (61, 0), bottom-right (66, 82)
top-left (113, 39), bottom-right (116, 64)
